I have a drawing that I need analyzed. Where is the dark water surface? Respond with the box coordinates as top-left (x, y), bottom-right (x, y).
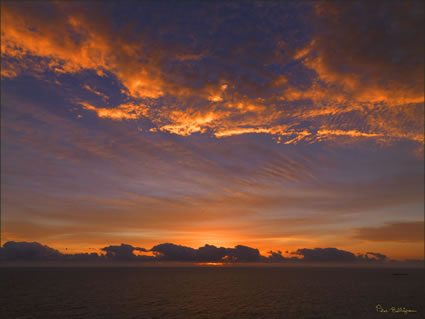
top-left (1, 266), bottom-right (423, 318)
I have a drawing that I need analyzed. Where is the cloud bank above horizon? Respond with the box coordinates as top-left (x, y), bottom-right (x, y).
top-left (2, 241), bottom-right (423, 266)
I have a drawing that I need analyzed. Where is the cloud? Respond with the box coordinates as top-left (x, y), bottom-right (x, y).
top-left (0, 241), bottom-right (62, 261)
top-left (292, 248), bottom-right (357, 263)
top-left (83, 84), bottom-right (109, 101)
top-left (196, 244), bottom-right (228, 262)
top-left (2, 87), bottom-right (421, 253)
top-left (150, 243), bottom-right (262, 262)
top-left (293, 1), bottom-right (424, 144)
top-left (352, 221), bottom-right (424, 243)
top-left (2, 241), bottom-right (415, 265)
top-left (1, 2), bottom-right (422, 146)
top-left (1, 3), bottom-right (422, 270)
top-left (266, 250), bottom-right (287, 263)
top-left (307, 1), bottom-right (424, 105)
top-left (225, 245), bottom-right (263, 262)
top-left (151, 243), bottom-right (197, 261)
top-left (1, 2), bottom-right (164, 98)
top-left (101, 244), bottom-right (149, 261)
top-left (80, 102), bottom-right (148, 120)
top-left (357, 252), bottom-right (387, 263)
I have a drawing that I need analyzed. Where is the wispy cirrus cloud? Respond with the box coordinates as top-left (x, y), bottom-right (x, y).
top-left (83, 84), bottom-right (109, 101)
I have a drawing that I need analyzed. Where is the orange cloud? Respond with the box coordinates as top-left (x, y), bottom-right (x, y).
top-left (317, 129), bottom-right (381, 138)
top-left (1, 1), bottom-right (423, 147)
top-left (214, 127), bottom-right (276, 138)
top-left (1, 3), bottom-right (165, 99)
top-left (80, 102), bottom-right (148, 120)
top-left (214, 126), bottom-right (311, 145)
top-left (83, 84), bottom-right (109, 101)
top-left (207, 83), bottom-right (228, 102)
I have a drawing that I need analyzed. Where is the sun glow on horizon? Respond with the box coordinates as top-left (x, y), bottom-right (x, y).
top-left (197, 262), bottom-right (225, 266)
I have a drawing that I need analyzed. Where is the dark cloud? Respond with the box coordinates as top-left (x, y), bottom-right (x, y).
top-left (357, 252), bottom-right (387, 263)
top-left (101, 244), bottom-right (148, 261)
top-left (151, 243), bottom-right (197, 261)
top-left (226, 245), bottom-right (263, 262)
top-left (64, 252), bottom-right (103, 262)
top-left (196, 244), bottom-right (228, 262)
top-left (1, 241), bottom-right (413, 265)
top-left (266, 250), bottom-right (287, 263)
top-left (150, 243), bottom-right (263, 262)
top-left (292, 248), bottom-right (357, 263)
top-left (292, 248), bottom-right (392, 264)
top-left (0, 241), bottom-right (62, 261)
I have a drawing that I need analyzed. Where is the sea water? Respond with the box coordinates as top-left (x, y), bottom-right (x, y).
top-left (0, 266), bottom-right (423, 318)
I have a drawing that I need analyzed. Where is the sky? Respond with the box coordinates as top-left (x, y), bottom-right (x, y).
top-left (1, 1), bottom-right (424, 262)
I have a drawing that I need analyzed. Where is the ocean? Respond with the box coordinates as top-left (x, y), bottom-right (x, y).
top-left (0, 266), bottom-right (423, 318)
